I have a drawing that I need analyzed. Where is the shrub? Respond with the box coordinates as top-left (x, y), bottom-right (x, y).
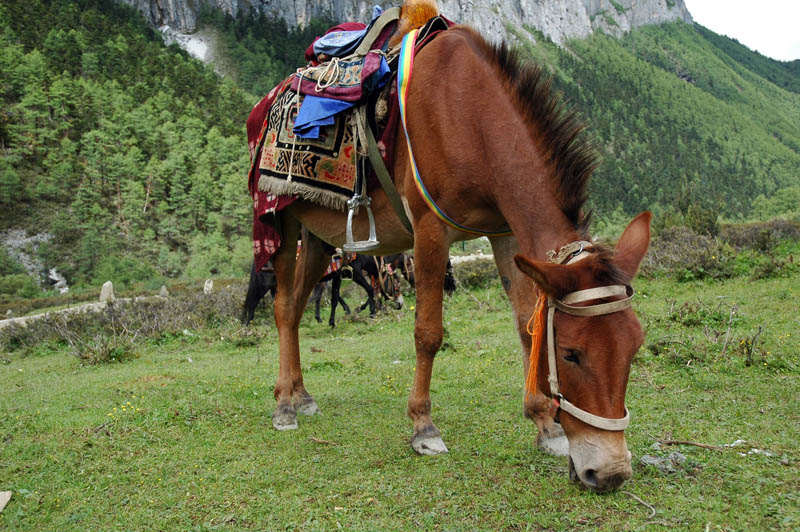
top-left (0, 283), bottom-right (248, 357)
top-left (641, 221), bottom-right (799, 281)
top-left (640, 226), bottom-right (736, 280)
top-left (452, 258), bottom-right (499, 289)
top-left (0, 274), bottom-right (40, 298)
top-left (718, 220), bottom-right (800, 251)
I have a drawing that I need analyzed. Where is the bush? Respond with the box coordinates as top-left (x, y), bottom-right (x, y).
top-left (718, 220), bottom-right (800, 251)
top-left (641, 226), bottom-right (736, 281)
top-left (452, 258), bottom-right (499, 289)
top-left (0, 274), bottom-right (40, 298)
top-left (641, 220), bottom-right (799, 281)
top-left (0, 283), bottom-right (248, 357)
top-left (91, 254), bottom-right (157, 291)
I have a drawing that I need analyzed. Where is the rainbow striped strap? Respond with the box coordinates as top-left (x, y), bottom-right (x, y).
top-left (397, 30), bottom-right (513, 237)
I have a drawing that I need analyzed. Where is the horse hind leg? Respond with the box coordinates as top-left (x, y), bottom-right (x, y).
top-left (328, 273), bottom-right (346, 327)
top-left (271, 223), bottom-right (331, 429)
top-left (352, 268), bottom-right (377, 317)
top-left (311, 282), bottom-right (324, 323)
top-left (490, 236), bottom-right (568, 456)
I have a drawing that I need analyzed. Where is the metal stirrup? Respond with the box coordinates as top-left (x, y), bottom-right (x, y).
top-left (343, 194), bottom-right (380, 252)
top-left (343, 155), bottom-right (380, 252)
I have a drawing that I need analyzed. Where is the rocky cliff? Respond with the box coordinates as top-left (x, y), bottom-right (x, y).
top-left (121, 0), bottom-right (692, 44)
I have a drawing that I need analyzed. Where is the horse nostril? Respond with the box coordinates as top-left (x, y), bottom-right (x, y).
top-left (582, 468), bottom-right (599, 488)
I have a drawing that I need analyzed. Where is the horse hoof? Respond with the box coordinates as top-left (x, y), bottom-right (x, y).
top-left (295, 396), bottom-right (321, 416)
top-left (272, 404), bottom-right (298, 431)
top-left (411, 426), bottom-right (448, 455)
top-left (537, 423), bottom-right (569, 456)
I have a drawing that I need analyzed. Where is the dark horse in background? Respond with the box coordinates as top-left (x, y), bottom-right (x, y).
top-left (257, 2), bottom-right (651, 493)
top-left (241, 251), bottom-right (426, 327)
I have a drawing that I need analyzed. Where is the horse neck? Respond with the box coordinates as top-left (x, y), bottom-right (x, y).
top-left (408, 29), bottom-right (584, 260)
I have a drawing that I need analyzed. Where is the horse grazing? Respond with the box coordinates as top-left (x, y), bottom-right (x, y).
top-left (261, 17), bottom-right (650, 492)
top-left (382, 253), bottom-right (456, 294)
top-left (241, 251), bottom-right (406, 327)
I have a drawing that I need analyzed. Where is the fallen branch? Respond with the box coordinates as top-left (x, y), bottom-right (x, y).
top-left (747, 326), bottom-right (764, 366)
top-left (622, 491), bottom-right (656, 519)
top-left (453, 277), bottom-right (485, 310)
top-left (657, 439), bottom-right (725, 451)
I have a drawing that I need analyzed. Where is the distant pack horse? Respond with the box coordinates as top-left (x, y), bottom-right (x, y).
top-left (241, 251), bottom-right (409, 327)
top-left (255, 5), bottom-right (650, 493)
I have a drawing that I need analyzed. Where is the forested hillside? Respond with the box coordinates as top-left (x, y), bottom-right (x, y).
top-left (0, 0), bottom-right (257, 292)
top-left (1, 1), bottom-right (798, 296)
top-left (513, 22), bottom-right (800, 227)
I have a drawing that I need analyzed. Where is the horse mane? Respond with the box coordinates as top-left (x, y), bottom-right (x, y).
top-left (461, 28), bottom-right (599, 236)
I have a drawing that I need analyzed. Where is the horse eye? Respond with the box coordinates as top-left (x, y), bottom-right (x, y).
top-left (563, 349), bottom-right (581, 364)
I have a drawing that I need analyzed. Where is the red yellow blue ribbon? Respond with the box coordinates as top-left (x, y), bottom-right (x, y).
top-left (398, 30), bottom-right (513, 237)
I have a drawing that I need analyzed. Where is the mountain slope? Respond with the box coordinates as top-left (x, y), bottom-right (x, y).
top-left (512, 21), bottom-right (800, 220)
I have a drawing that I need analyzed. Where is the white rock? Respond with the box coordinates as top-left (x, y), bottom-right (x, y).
top-left (99, 281), bottom-right (115, 303)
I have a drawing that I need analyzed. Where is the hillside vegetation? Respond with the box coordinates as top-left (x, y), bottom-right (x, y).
top-left (0, 0), bottom-right (256, 290)
top-left (1, 1), bottom-right (799, 295)
top-left (514, 22), bottom-right (800, 221)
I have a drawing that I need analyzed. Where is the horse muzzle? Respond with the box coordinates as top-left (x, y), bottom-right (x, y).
top-left (567, 433), bottom-right (632, 493)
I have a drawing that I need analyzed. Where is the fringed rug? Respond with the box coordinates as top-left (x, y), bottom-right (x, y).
top-left (257, 89), bottom-right (357, 211)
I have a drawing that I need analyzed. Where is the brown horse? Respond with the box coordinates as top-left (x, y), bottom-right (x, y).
top-left (264, 23), bottom-right (650, 492)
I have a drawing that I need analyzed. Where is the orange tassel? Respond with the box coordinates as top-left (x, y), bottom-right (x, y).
top-left (525, 288), bottom-right (547, 397)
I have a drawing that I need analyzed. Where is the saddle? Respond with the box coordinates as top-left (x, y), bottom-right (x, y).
top-left (249, 1), bottom-right (450, 267)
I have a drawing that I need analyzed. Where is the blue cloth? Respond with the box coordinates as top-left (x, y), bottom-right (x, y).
top-left (293, 55), bottom-right (391, 139)
top-left (313, 6), bottom-right (383, 59)
top-left (294, 95), bottom-right (355, 139)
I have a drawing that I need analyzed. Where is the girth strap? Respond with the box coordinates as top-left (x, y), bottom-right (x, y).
top-left (356, 106), bottom-right (414, 234)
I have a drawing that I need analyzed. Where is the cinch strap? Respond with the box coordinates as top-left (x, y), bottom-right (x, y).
top-left (398, 30), bottom-right (513, 237)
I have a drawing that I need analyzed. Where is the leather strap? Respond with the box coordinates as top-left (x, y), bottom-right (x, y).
top-left (559, 400), bottom-right (631, 431)
top-left (355, 7), bottom-right (401, 56)
top-left (356, 106), bottom-right (414, 234)
top-left (553, 285), bottom-right (634, 316)
top-left (538, 240), bottom-right (633, 431)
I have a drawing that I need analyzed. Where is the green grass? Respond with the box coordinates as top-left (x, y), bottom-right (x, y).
top-left (1, 274), bottom-right (798, 530)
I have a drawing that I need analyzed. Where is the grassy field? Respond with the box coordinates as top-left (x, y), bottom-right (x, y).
top-left (1, 273), bottom-right (798, 531)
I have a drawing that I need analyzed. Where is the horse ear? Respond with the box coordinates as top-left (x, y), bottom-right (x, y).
top-left (514, 255), bottom-right (572, 295)
top-left (614, 211), bottom-right (652, 281)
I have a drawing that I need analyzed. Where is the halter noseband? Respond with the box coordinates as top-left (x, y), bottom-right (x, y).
top-left (537, 241), bottom-right (633, 431)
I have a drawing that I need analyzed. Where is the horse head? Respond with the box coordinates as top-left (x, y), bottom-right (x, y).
top-left (514, 212), bottom-right (651, 492)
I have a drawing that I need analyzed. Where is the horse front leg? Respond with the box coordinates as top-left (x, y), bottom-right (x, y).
top-left (271, 223), bottom-right (332, 430)
top-left (490, 235), bottom-right (568, 456)
top-left (408, 228), bottom-right (450, 455)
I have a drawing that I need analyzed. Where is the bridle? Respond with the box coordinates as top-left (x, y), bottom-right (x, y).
top-left (534, 241), bottom-right (634, 431)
